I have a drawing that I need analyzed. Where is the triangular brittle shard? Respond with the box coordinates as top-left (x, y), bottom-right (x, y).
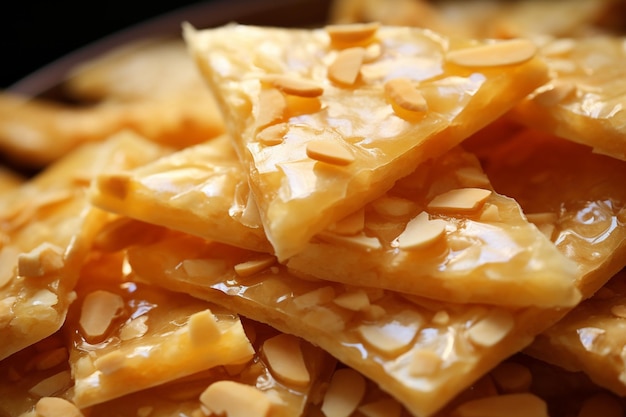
top-left (185, 23), bottom-right (549, 260)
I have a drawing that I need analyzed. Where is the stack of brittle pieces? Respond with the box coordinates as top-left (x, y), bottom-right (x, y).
top-left (1, 1), bottom-right (626, 416)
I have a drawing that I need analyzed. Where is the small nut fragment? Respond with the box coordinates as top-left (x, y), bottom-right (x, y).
top-left (262, 333), bottom-right (310, 386)
top-left (409, 349), bottom-right (442, 377)
top-left (446, 39), bottom-right (537, 67)
top-left (94, 350), bottom-right (126, 375)
top-left (610, 304), bottom-right (626, 319)
top-left (318, 232), bottom-right (382, 251)
top-left (467, 311), bottom-right (515, 347)
top-left (393, 212), bottom-right (447, 250)
top-left (257, 123), bottom-right (288, 146)
top-left (327, 208), bottom-right (365, 235)
top-left (293, 286), bottom-right (336, 310)
top-left (358, 312), bottom-right (422, 355)
top-left (326, 22), bottom-right (380, 46)
top-left (428, 188), bottom-right (492, 213)
top-left (385, 78), bottom-right (428, 113)
top-left (328, 47), bottom-right (365, 85)
top-left (35, 397), bottom-right (84, 417)
top-left (263, 75), bottom-right (323, 97)
top-left (306, 139), bottom-right (355, 166)
top-left (490, 362), bottom-right (532, 393)
top-left (188, 309), bottom-right (221, 345)
top-left (200, 380), bottom-right (271, 417)
top-left (28, 370), bottom-right (72, 397)
top-left (18, 242), bottom-right (64, 278)
top-left (321, 368), bottom-right (366, 417)
top-left (79, 290), bottom-right (125, 343)
top-left (234, 255), bottom-right (276, 277)
top-left (333, 290), bottom-right (370, 311)
top-left (452, 393), bottom-right (548, 417)
top-left (257, 88), bottom-right (286, 131)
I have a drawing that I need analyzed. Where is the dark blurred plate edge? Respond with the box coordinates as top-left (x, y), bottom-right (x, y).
top-left (8, 0), bottom-right (334, 99)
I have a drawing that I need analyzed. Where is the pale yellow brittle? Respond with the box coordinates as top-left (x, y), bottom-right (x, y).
top-left (511, 36), bottom-right (626, 161)
top-left (63, 250), bottom-right (255, 408)
top-left (526, 268), bottom-right (626, 398)
top-left (0, 131), bottom-right (169, 361)
top-left (126, 229), bottom-right (570, 417)
top-left (185, 23), bottom-right (549, 260)
top-left (465, 127), bottom-right (626, 297)
top-left (91, 135), bottom-right (580, 308)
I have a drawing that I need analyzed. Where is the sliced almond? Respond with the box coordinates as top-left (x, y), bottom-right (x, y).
top-left (318, 231), bottom-right (382, 250)
top-left (257, 123), bottom-right (288, 146)
top-left (328, 47), bottom-right (365, 85)
top-left (234, 255), bottom-right (276, 277)
top-left (326, 22), bottom-right (380, 46)
top-left (93, 350), bottom-right (126, 375)
top-left (79, 290), bottom-right (125, 343)
top-left (35, 397), bottom-right (84, 417)
top-left (293, 286), bottom-right (336, 310)
top-left (333, 290), bottom-right (370, 311)
top-left (257, 88), bottom-right (286, 131)
top-left (200, 380), bottom-right (271, 417)
top-left (321, 368), bottom-right (366, 417)
top-left (263, 75), bottom-right (323, 97)
top-left (385, 78), bottom-right (428, 113)
top-left (306, 139), bottom-right (355, 165)
top-left (358, 313), bottom-right (422, 355)
top-left (610, 304), bottom-right (626, 319)
top-left (447, 39), bottom-right (537, 67)
top-left (188, 309), bottom-right (221, 345)
top-left (28, 370), bottom-right (72, 397)
top-left (409, 349), bottom-right (443, 377)
top-left (490, 362), bottom-right (532, 393)
top-left (327, 208), bottom-right (365, 235)
top-left (0, 245), bottom-right (20, 288)
top-left (262, 333), bottom-right (310, 386)
top-left (467, 310), bottom-right (515, 347)
top-left (427, 188), bottom-right (492, 213)
top-left (393, 212), bottom-right (447, 250)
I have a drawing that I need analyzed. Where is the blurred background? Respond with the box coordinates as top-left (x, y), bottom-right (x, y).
top-left (1, 0), bottom-right (210, 89)
top-left (1, 0), bottom-right (332, 91)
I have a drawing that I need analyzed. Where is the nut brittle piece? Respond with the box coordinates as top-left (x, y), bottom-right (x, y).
top-left (526, 268), bottom-right (626, 397)
top-left (185, 23), bottom-right (548, 259)
top-left (91, 135), bottom-right (579, 307)
top-left (127, 230), bottom-right (567, 417)
top-left (466, 127), bottom-right (626, 297)
top-left (512, 36), bottom-right (626, 161)
top-left (0, 131), bottom-right (169, 361)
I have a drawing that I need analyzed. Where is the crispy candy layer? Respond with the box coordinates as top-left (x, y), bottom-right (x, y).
top-left (0, 131), bottom-right (168, 361)
top-left (512, 36), bottom-right (626, 161)
top-left (127, 231), bottom-right (564, 417)
top-left (185, 23), bottom-right (548, 259)
top-left (91, 136), bottom-right (579, 308)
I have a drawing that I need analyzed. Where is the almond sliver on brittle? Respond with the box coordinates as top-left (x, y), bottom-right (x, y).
top-left (511, 36), bottom-right (626, 161)
top-left (90, 135), bottom-right (579, 308)
top-left (0, 130), bottom-right (169, 361)
top-left (126, 231), bottom-right (566, 417)
top-left (185, 23), bottom-right (548, 260)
